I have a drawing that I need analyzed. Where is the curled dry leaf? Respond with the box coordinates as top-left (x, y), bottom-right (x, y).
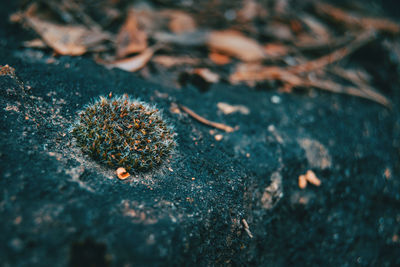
top-left (207, 30), bottom-right (265, 62)
top-left (109, 46), bottom-right (156, 72)
top-left (116, 9), bottom-right (148, 58)
top-left (116, 167), bottom-right (130, 180)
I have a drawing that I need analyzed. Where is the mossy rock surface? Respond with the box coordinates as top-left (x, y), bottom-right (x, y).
top-left (1, 2), bottom-right (400, 266)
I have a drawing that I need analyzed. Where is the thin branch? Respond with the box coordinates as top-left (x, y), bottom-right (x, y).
top-left (179, 104), bottom-right (235, 133)
top-left (289, 30), bottom-right (376, 74)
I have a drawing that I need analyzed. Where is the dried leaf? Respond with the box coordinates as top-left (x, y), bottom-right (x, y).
top-left (153, 31), bottom-right (208, 46)
top-left (263, 43), bottom-right (290, 58)
top-left (26, 16), bottom-right (89, 55)
top-left (152, 55), bottom-right (200, 67)
top-left (110, 46), bottom-right (156, 72)
top-left (209, 52), bottom-right (231, 65)
top-left (168, 11), bottom-right (197, 34)
top-left (237, 0), bottom-right (267, 21)
top-left (21, 5), bottom-right (109, 56)
top-left (116, 10), bottom-right (148, 58)
top-left (264, 21), bottom-right (295, 41)
top-left (192, 68), bottom-right (220, 83)
top-left (207, 30), bottom-right (265, 62)
top-left (230, 64), bottom-right (303, 86)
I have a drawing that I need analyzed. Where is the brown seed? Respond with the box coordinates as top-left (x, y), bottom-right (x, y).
top-left (298, 175), bottom-right (307, 189)
top-left (305, 170), bottom-right (321, 186)
top-left (116, 167), bottom-right (130, 180)
top-left (214, 134), bottom-right (223, 141)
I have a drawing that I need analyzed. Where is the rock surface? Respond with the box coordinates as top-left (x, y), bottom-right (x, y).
top-left (1, 3), bottom-right (400, 267)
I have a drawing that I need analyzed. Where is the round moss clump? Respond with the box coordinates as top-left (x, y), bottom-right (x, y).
top-left (72, 94), bottom-right (176, 171)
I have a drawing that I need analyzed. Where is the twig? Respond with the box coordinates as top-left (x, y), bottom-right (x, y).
top-left (179, 104), bottom-right (235, 133)
top-left (304, 78), bottom-right (391, 108)
top-left (242, 219), bottom-right (254, 239)
top-left (289, 30), bottom-right (376, 74)
top-left (329, 67), bottom-right (391, 108)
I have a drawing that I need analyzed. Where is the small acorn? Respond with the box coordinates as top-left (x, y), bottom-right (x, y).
top-left (72, 94), bottom-right (176, 171)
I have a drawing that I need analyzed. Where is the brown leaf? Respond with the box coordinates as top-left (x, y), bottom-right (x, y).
top-left (263, 43), bottom-right (290, 58)
top-left (168, 11), bottom-right (197, 34)
top-left (25, 16), bottom-right (89, 55)
top-left (209, 52), bottom-right (231, 65)
top-left (264, 21), bottom-right (295, 42)
top-left (237, 0), bottom-right (267, 22)
top-left (109, 46), bottom-right (157, 72)
top-left (152, 55), bottom-right (200, 68)
top-left (230, 64), bottom-right (303, 86)
top-left (116, 10), bottom-right (148, 58)
top-left (192, 68), bottom-right (220, 83)
top-left (207, 30), bottom-right (265, 62)
top-left (21, 4), bottom-right (109, 56)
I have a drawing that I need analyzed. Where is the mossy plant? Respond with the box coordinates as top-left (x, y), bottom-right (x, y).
top-left (72, 94), bottom-right (176, 171)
